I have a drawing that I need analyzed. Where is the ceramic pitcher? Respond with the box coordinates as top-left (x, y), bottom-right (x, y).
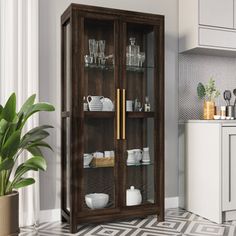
top-left (87, 95), bottom-right (104, 111)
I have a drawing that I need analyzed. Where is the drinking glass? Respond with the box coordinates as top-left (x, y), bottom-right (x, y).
top-left (88, 39), bottom-right (96, 63)
top-left (93, 40), bottom-right (99, 64)
top-left (98, 40), bottom-right (106, 58)
top-left (138, 52), bottom-right (145, 67)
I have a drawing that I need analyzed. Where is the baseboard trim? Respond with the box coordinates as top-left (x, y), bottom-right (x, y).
top-left (39, 197), bottom-right (179, 222)
top-left (39, 209), bottom-right (61, 223)
top-left (165, 197), bottom-right (179, 209)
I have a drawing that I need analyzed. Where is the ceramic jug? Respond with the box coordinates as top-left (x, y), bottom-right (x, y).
top-left (126, 186), bottom-right (142, 206)
top-left (127, 150), bottom-right (136, 164)
top-left (87, 95), bottom-right (104, 111)
top-left (142, 147), bottom-right (150, 163)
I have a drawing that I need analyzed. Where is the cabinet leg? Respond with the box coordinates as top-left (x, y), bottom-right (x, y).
top-left (157, 212), bottom-right (165, 222)
top-left (70, 223), bottom-right (78, 234)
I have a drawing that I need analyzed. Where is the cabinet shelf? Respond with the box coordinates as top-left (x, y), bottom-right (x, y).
top-left (84, 111), bottom-right (115, 118)
top-left (127, 112), bottom-right (155, 118)
top-left (127, 162), bottom-right (153, 167)
top-left (85, 64), bottom-right (114, 71)
top-left (84, 165), bottom-right (114, 169)
top-left (126, 65), bottom-right (154, 73)
top-left (84, 64), bottom-right (154, 73)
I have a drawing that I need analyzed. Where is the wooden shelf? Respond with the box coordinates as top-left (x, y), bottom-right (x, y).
top-left (127, 162), bottom-right (153, 167)
top-left (127, 112), bottom-right (155, 118)
top-left (84, 111), bottom-right (115, 118)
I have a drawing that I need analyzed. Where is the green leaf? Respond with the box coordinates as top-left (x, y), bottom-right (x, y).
top-left (24, 156), bottom-right (47, 171)
top-left (0, 119), bottom-right (9, 134)
top-left (0, 158), bottom-right (14, 171)
top-left (197, 83), bottom-right (206, 99)
top-left (13, 178), bottom-right (35, 189)
top-left (21, 130), bottom-right (50, 148)
top-left (24, 103), bottom-right (55, 120)
top-left (1, 130), bottom-right (21, 159)
top-left (26, 146), bottom-right (42, 156)
top-left (2, 93), bottom-right (16, 122)
top-left (0, 105), bottom-right (3, 117)
top-left (14, 163), bottom-right (37, 177)
top-left (18, 94), bottom-right (36, 116)
top-left (27, 141), bottom-right (53, 151)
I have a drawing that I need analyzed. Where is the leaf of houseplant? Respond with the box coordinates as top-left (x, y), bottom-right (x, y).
top-left (0, 119), bottom-right (9, 134)
top-left (197, 83), bottom-right (206, 99)
top-left (0, 105), bottom-right (3, 117)
top-left (26, 146), bottom-right (42, 156)
top-left (20, 130), bottom-right (50, 148)
top-left (1, 130), bottom-right (21, 159)
top-left (23, 156), bottom-right (47, 171)
top-left (18, 94), bottom-right (36, 116)
top-left (27, 140), bottom-right (53, 151)
top-left (24, 103), bottom-right (55, 121)
top-left (0, 158), bottom-right (14, 171)
top-left (13, 178), bottom-right (35, 189)
top-left (1, 93), bottom-right (16, 122)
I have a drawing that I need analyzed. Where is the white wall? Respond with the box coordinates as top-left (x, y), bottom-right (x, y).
top-left (39, 0), bottom-right (179, 210)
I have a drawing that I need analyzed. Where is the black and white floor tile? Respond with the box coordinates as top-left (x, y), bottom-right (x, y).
top-left (20, 208), bottom-right (236, 236)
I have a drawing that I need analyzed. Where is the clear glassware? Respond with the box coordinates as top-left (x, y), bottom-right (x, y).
top-left (98, 40), bottom-right (105, 57)
top-left (93, 40), bottom-right (99, 64)
top-left (138, 52), bottom-right (145, 67)
top-left (88, 39), bottom-right (96, 63)
top-left (126, 37), bottom-right (140, 66)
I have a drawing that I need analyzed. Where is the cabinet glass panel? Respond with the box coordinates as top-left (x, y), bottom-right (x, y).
top-left (124, 23), bottom-right (156, 207)
top-left (82, 18), bottom-right (117, 211)
top-left (61, 21), bottom-right (71, 212)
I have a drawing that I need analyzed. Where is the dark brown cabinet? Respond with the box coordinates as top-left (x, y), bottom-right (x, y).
top-left (61, 4), bottom-right (164, 233)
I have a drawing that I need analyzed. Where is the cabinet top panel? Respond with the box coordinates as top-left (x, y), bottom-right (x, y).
top-left (61, 3), bottom-right (164, 25)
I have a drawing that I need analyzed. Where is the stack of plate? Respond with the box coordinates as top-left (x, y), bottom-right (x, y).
top-left (89, 103), bottom-right (103, 111)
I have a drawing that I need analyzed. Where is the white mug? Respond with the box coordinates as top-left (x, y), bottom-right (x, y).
top-left (104, 151), bottom-right (110, 158)
top-left (110, 151), bottom-right (115, 158)
top-left (126, 100), bottom-right (133, 112)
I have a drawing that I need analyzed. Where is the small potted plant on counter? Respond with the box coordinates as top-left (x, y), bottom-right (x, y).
top-left (0, 93), bottom-right (54, 236)
top-left (197, 78), bottom-right (220, 120)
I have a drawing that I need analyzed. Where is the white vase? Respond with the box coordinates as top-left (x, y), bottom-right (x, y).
top-left (87, 95), bottom-right (104, 111)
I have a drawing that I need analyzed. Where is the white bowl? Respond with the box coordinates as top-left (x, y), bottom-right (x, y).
top-left (85, 193), bottom-right (109, 209)
top-left (84, 154), bottom-right (93, 167)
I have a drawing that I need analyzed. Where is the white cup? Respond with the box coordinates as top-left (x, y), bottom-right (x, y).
top-left (110, 151), bottom-right (115, 158)
top-left (126, 100), bottom-right (133, 112)
top-left (104, 151), bottom-right (110, 158)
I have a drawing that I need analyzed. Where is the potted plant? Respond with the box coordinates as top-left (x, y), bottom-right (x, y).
top-left (0, 93), bottom-right (54, 236)
top-left (197, 78), bottom-right (220, 120)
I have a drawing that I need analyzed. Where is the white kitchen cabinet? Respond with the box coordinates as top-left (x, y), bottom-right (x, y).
top-left (179, 121), bottom-right (236, 223)
top-left (222, 127), bottom-right (236, 211)
top-left (179, 0), bottom-right (236, 55)
top-left (199, 0), bottom-right (233, 29)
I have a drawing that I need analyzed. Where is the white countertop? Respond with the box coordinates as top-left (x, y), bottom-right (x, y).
top-left (179, 120), bottom-right (236, 125)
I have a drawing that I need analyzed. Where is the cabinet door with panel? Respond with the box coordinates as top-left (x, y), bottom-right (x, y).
top-left (222, 127), bottom-right (236, 211)
top-left (199, 0), bottom-right (234, 29)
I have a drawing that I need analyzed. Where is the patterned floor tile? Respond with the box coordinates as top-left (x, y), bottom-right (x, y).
top-left (19, 208), bottom-right (236, 236)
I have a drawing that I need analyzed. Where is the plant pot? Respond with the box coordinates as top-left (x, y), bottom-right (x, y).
top-left (0, 191), bottom-right (19, 236)
top-left (203, 101), bottom-right (215, 120)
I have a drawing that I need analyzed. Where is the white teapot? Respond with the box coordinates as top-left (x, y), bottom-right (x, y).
top-left (126, 186), bottom-right (142, 206)
top-left (87, 95), bottom-right (104, 111)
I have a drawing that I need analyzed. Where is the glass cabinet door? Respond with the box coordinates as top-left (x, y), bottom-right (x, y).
top-left (81, 17), bottom-right (118, 212)
top-left (122, 22), bottom-right (157, 207)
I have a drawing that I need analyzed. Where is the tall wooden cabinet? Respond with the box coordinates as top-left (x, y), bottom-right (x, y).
top-left (61, 4), bottom-right (164, 233)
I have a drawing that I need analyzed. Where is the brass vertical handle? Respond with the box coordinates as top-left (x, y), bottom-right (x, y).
top-left (122, 89), bottom-right (126, 140)
top-left (116, 89), bottom-right (120, 140)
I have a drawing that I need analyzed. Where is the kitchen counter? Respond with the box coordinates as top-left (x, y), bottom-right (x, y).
top-left (179, 119), bottom-right (236, 125)
top-left (179, 120), bottom-right (236, 223)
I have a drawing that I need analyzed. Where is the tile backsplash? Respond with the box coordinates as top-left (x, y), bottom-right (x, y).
top-left (179, 54), bottom-right (236, 120)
